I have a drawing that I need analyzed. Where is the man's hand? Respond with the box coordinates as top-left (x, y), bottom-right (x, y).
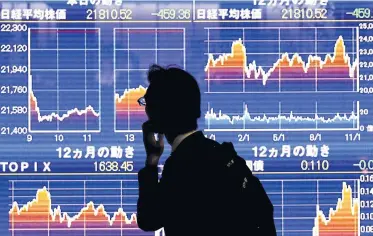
top-left (142, 121), bottom-right (164, 166)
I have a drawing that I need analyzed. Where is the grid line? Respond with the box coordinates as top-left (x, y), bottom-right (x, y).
top-left (28, 28), bottom-right (101, 133)
top-left (205, 27), bottom-right (359, 94)
top-left (9, 179), bottom-right (360, 235)
top-left (114, 28), bottom-right (186, 133)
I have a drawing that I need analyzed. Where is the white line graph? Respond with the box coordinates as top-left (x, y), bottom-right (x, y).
top-left (9, 179), bottom-right (140, 233)
top-left (113, 28), bottom-right (186, 133)
top-left (259, 179), bottom-right (360, 235)
top-left (204, 101), bottom-right (360, 132)
top-left (205, 27), bottom-right (359, 94)
top-left (28, 28), bottom-right (101, 133)
top-left (8, 178), bottom-right (360, 235)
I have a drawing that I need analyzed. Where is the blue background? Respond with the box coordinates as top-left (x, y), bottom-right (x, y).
top-left (0, 0), bottom-right (373, 235)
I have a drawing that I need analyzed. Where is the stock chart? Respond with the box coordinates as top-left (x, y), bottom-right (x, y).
top-left (0, 0), bottom-right (373, 235)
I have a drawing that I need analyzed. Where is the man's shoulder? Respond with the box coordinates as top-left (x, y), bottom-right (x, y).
top-left (167, 139), bottom-right (248, 173)
top-left (161, 138), bottom-right (219, 174)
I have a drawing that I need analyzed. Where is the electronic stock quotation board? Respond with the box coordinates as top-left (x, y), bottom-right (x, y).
top-left (0, 0), bottom-right (373, 235)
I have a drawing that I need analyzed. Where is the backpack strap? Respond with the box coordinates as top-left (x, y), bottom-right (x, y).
top-left (208, 140), bottom-right (277, 235)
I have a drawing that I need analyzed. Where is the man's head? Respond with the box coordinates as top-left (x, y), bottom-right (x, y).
top-left (142, 64), bottom-right (201, 141)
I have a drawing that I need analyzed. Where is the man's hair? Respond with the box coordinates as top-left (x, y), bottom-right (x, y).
top-left (145, 64), bottom-right (201, 134)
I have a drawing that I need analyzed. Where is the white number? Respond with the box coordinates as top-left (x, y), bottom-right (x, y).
top-left (54, 134), bottom-right (64, 142)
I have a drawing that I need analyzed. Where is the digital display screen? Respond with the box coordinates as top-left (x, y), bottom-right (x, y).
top-left (0, 0), bottom-right (373, 235)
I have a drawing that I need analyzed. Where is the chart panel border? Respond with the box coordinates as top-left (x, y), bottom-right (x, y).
top-left (205, 26), bottom-right (360, 94)
top-left (113, 27), bottom-right (186, 133)
top-left (27, 27), bottom-right (102, 134)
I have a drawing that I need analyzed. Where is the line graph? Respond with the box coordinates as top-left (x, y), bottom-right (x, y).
top-left (8, 179), bottom-right (151, 235)
top-left (261, 179), bottom-right (360, 236)
top-left (28, 28), bottom-right (101, 133)
top-left (205, 27), bottom-right (359, 94)
top-left (313, 182), bottom-right (360, 236)
top-left (204, 100), bottom-right (360, 132)
top-left (114, 28), bottom-right (185, 132)
top-left (8, 179), bottom-right (359, 236)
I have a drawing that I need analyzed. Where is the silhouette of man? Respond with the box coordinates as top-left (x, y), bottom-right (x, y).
top-left (137, 64), bottom-right (276, 236)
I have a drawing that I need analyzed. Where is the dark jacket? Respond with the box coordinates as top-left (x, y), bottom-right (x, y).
top-left (137, 131), bottom-right (276, 236)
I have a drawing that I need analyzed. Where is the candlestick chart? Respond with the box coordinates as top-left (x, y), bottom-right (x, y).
top-left (205, 27), bottom-right (358, 93)
top-left (28, 28), bottom-right (101, 133)
top-left (114, 28), bottom-right (185, 132)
